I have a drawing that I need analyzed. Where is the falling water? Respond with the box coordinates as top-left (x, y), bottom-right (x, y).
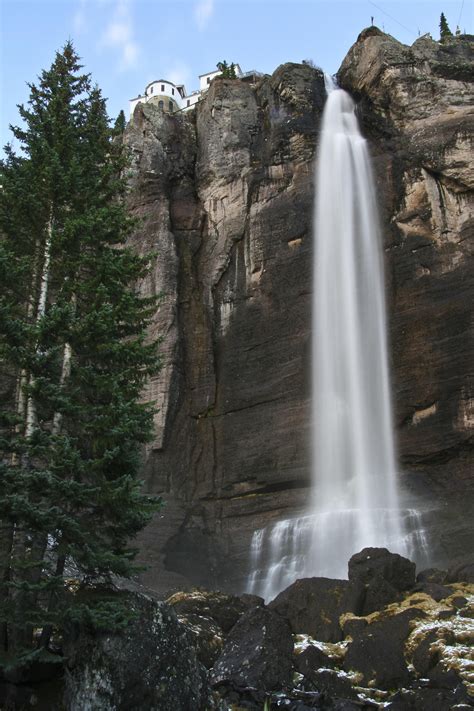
top-left (248, 81), bottom-right (428, 600)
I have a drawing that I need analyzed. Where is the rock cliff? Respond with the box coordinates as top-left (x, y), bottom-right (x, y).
top-left (124, 30), bottom-right (473, 594)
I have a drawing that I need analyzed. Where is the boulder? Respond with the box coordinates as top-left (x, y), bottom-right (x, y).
top-left (411, 629), bottom-right (444, 677)
top-left (386, 687), bottom-right (469, 711)
top-left (63, 592), bottom-right (208, 711)
top-left (412, 582), bottom-right (454, 602)
top-left (348, 548), bottom-right (416, 592)
top-left (451, 595), bottom-right (468, 609)
top-left (295, 645), bottom-right (335, 677)
top-left (359, 575), bottom-right (401, 616)
top-left (416, 568), bottom-right (448, 584)
top-left (175, 613), bottom-right (224, 668)
top-left (343, 608), bottom-right (425, 689)
top-left (269, 577), bottom-right (364, 642)
top-left (303, 669), bottom-right (359, 702)
top-left (341, 616), bottom-right (369, 638)
top-left (166, 588), bottom-right (263, 633)
top-left (446, 561), bottom-right (474, 584)
top-left (210, 605), bottom-right (293, 691)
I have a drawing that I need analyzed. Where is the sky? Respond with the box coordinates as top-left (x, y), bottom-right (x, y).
top-left (0, 0), bottom-right (472, 150)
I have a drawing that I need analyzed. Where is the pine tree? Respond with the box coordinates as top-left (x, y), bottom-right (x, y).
top-left (0, 42), bottom-right (161, 664)
top-left (113, 109), bottom-right (127, 135)
top-left (216, 60), bottom-right (237, 79)
top-left (439, 12), bottom-right (453, 41)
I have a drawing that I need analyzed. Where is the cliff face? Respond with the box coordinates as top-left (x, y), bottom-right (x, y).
top-left (124, 32), bottom-right (473, 594)
top-left (339, 28), bottom-right (474, 560)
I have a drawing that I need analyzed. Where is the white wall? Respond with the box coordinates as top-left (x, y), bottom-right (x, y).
top-left (199, 70), bottom-right (221, 92)
top-left (145, 80), bottom-right (185, 109)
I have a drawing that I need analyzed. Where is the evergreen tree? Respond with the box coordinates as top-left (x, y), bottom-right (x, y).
top-left (217, 60), bottom-right (237, 79)
top-left (439, 12), bottom-right (453, 41)
top-left (0, 42), bottom-right (161, 664)
top-left (113, 109), bottom-right (127, 135)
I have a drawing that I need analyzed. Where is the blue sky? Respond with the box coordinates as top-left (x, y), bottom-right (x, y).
top-left (1, 0), bottom-right (472, 150)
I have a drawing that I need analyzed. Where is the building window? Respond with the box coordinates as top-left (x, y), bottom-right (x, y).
top-left (187, 99), bottom-right (190, 107)
top-left (150, 86), bottom-right (153, 94)
top-left (158, 100), bottom-right (164, 110)
top-left (207, 77), bottom-right (211, 84)
top-left (172, 88), bottom-right (175, 95)
top-left (169, 101), bottom-right (173, 111)
top-left (161, 84), bottom-right (165, 92)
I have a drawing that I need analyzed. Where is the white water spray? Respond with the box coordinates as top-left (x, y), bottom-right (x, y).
top-left (248, 81), bottom-right (428, 600)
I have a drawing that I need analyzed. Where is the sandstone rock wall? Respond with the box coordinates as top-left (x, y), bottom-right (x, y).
top-left (339, 28), bottom-right (474, 562)
top-left (124, 32), bottom-right (473, 594)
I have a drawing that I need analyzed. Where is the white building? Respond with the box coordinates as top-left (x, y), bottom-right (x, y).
top-left (129, 64), bottom-right (243, 118)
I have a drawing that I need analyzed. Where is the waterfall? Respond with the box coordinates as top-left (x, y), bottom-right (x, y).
top-left (247, 81), bottom-right (428, 600)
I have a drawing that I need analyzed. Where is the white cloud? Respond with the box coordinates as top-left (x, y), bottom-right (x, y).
top-left (194, 0), bottom-right (214, 31)
top-left (100, 0), bottom-right (140, 71)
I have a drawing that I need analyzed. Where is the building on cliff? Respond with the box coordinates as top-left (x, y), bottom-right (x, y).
top-left (128, 64), bottom-right (267, 118)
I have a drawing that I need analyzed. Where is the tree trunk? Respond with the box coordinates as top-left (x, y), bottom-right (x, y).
top-left (6, 216), bottom-right (54, 654)
top-left (25, 215), bottom-right (53, 438)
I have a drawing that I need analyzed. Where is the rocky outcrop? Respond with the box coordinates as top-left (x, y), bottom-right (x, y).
top-left (166, 589), bottom-right (264, 667)
top-left (269, 577), bottom-right (364, 642)
top-left (209, 605), bottom-right (294, 691)
top-left (124, 31), bottom-right (473, 592)
top-left (125, 64), bottom-right (325, 593)
top-left (0, 592), bottom-right (209, 710)
top-left (166, 549), bottom-right (474, 710)
top-left (348, 548), bottom-right (417, 614)
top-left (63, 593), bottom-right (208, 710)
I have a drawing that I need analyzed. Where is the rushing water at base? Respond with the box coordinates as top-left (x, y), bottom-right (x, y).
top-left (247, 509), bottom-right (429, 602)
top-left (247, 83), bottom-right (428, 601)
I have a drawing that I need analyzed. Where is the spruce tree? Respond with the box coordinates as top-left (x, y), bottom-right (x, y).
top-left (216, 60), bottom-right (237, 79)
top-left (439, 12), bottom-right (453, 41)
top-left (113, 109), bottom-right (127, 135)
top-left (0, 42), bottom-right (161, 664)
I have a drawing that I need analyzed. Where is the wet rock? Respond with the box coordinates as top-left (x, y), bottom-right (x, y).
top-left (167, 588), bottom-right (263, 633)
top-left (295, 645), bottom-right (335, 677)
top-left (330, 702), bottom-right (374, 711)
top-left (175, 613), bottom-right (224, 668)
top-left (427, 662), bottom-right (469, 693)
top-left (212, 683), bottom-right (267, 710)
top-left (438, 609), bottom-right (456, 620)
top-left (63, 592), bottom-right (208, 711)
top-left (451, 595), bottom-right (469, 609)
top-left (386, 686), bottom-right (468, 711)
top-left (341, 616), bottom-right (369, 638)
top-left (459, 604), bottom-right (474, 619)
top-left (406, 600), bottom-right (474, 701)
top-left (447, 561), bottom-right (474, 584)
top-left (269, 577), bottom-right (364, 642)
top-left (416, 568), bottom-right (448, 584)
top-left (343, 608), bottom-right (425, 689)
top-left (304, 669), bottom-right (359, 702)
top-left (210, 605), bottom-right (293, 691)
top-left (348, 548), bottom-right (416, 592)
top-left (411, 629), bottom-right (443, 676)
top-left (412, 582), bottom-right (454, 602)
top-left (359, 575), bottom-right (401, 616)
